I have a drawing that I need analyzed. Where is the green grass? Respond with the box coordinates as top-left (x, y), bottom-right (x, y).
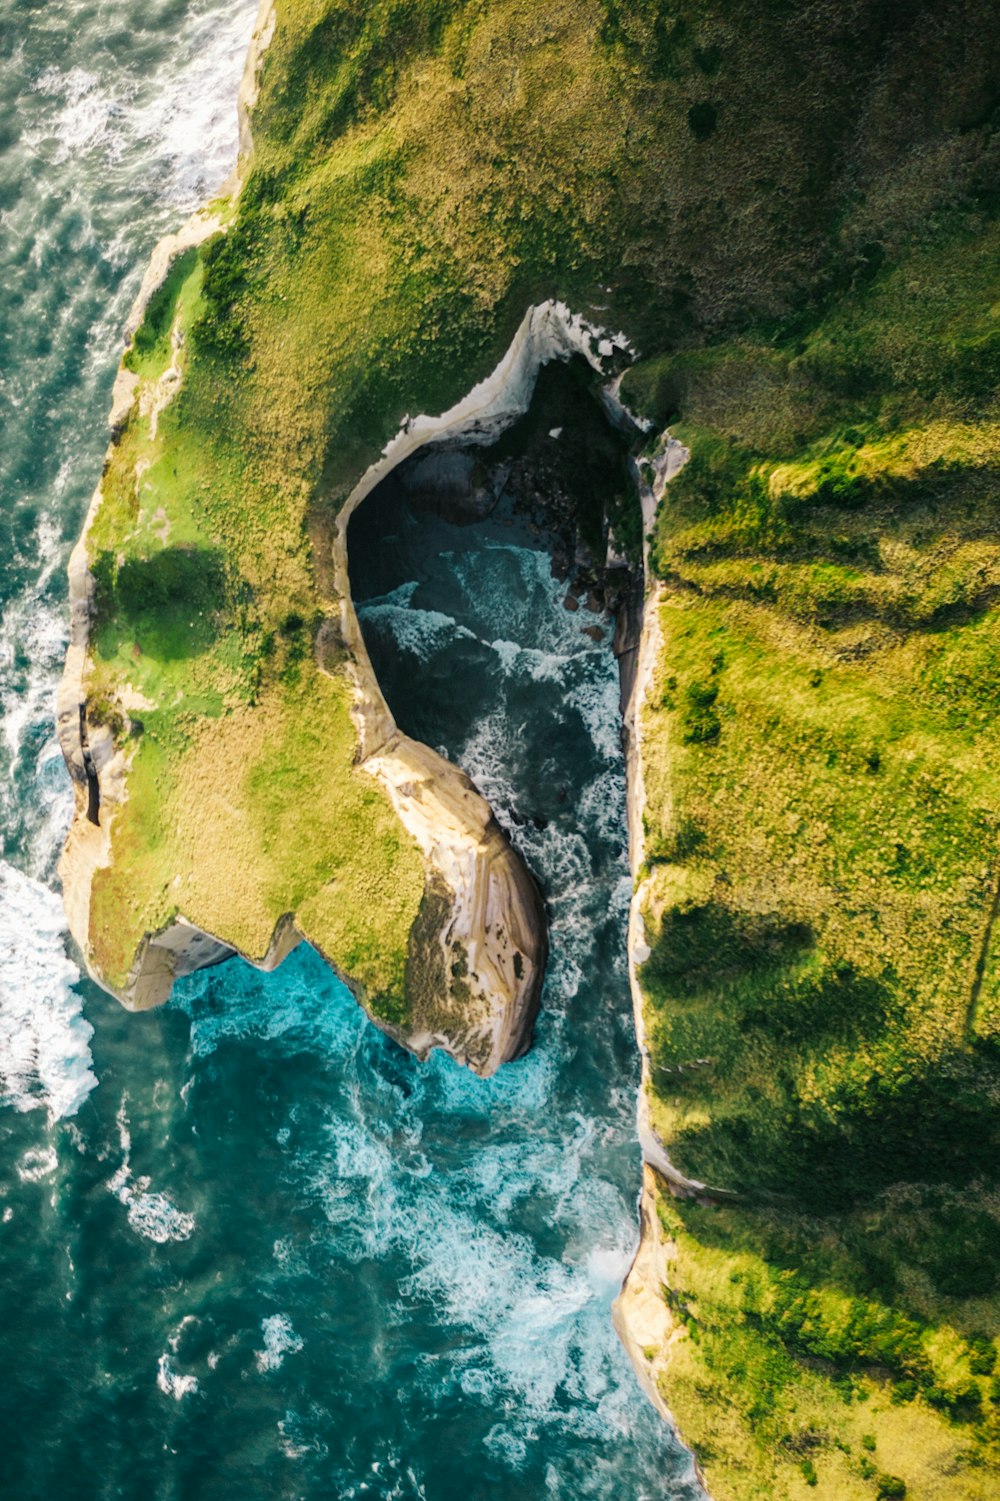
top-left (122, 248), bottom-right (203, 380)
top-left (84, 218), bottom-right (424, 1012)
top-left (651, 1193), bottom-right (1000, 1501)
top-left (632, 205), bottom-right (1000, 1496)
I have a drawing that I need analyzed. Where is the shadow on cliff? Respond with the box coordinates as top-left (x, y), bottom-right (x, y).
top-left (91, 544), bottom-right (227, 662)
top-left (644, 896), bottom-right (1000, 1215)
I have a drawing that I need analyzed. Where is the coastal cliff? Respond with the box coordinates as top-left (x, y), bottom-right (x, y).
top-left (612, 257), bottom-right (1000, 1498)
top-left (56, 243), bottom-right (555, 1077)
top-left (58, 2), bottom-right (1000, 1496)
top-left (56, 0), bottom-right (552, 1074)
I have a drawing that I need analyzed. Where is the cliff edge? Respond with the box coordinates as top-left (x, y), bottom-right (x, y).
top-left (58, 1), bottom-right (1000, 1495)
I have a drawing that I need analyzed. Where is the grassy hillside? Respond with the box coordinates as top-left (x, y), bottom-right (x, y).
top-left (83, 0), bottom-right (999, 1010)
top-left (625, 207), bottom-right (1000, 1496)
top-left (80, 2), bottom-right (1000, 1489)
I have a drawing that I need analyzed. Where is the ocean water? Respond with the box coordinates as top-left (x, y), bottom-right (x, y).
top-left (0, 4), bottom-right (703, 1496)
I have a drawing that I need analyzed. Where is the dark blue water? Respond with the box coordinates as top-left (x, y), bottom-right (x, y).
top-left (0, 6), bottom-right (702, 1496)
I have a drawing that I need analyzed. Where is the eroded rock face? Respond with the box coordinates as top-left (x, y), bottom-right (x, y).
top-left (397, 450), bottom-right (500, 525)
top-left (612, 1165), bottom-right (680, 1427)
top-left (356, 732), bottom-right (547, 1076)
top-left (56, 304), bottom-right (550, 1075)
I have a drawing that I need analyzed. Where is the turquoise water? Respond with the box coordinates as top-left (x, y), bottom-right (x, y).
top-left (0, 6), bottom-right (702, 1496)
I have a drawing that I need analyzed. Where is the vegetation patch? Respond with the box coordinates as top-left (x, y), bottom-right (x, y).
top-left (634, 189), bottom-right (1000, 1498)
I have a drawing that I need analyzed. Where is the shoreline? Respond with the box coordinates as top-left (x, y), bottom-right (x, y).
top-left (56, 0), bottom-right (280, 1011)
top-left (610, 429), bottom-right (713, 1492)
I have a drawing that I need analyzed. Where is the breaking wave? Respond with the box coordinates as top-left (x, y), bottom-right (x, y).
top-left (108, 1097), bottom-right (196, 1243)
top-left (156, 1353), bottom-right (199, 1401)
top-left (0, 861), bottom-right (95, 1121)
top-left (26, 3), bottom-right (255, 213)
top-left (256, 1314), bottom-right (304, 1373)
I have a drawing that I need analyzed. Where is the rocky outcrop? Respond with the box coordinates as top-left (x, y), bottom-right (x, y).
top-left (612, 1164), bottom-right (682, 1425)
top-left (397, 450), bottom-right (501, 525)
top-left (351, 737), bottom-right (545, 1076)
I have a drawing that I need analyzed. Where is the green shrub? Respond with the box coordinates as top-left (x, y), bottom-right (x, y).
top-left (124, 248), bottom-right (197, 374)
top-left (688, 101), bottom-right (718, 140)
top-left (194, 226), bottom-right (259, 359)
top-left (87, 695), bottom-right (126, 740)
top-left (682, 678), bottom-right (721, 742)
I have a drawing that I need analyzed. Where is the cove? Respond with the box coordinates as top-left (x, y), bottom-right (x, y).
top-left (337, 357), bottom-right (704, 1494)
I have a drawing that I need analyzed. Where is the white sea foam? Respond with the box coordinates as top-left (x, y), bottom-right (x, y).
top-left (168, 1314), bottom-right (201, 1353)
top-left (586, 1243), bottom-right (633, 1296)
top-left (255, 1313), bottom-right (304, 1373)
top-left (278, 1411), bottom-right (330, 1461)
top-left (578, 767), bottom-right (628, 849)
top-left (357, 588), bottom-right (477, 662)
top-left (16, 1144), bottom-right (59, 1182)
top-left (0, 512), bottom-right (73, 868)
top-left (565, 673), bottom-right (623, 763)
top-left (28, 3), bottom-right (256, 213)
top-left (450, 545), bottom-right (587, 655)
top-left (26, 739), bottom-right (75, 877)
top-left (108, 1098), bottom-right (195, 1243)
top-left (483, 1427), bottom-right (529, 1469)
top-left (281, 1048), bottom-right (645, 1442)
top-left (156, 1353), bottom-right (199, 1401)
top-left (0, 861), bottom-right (96, 1121)
top-left (125, 1191), bottom-right (196, 1244)
top-left (29, 67), bottom-right (119, 163)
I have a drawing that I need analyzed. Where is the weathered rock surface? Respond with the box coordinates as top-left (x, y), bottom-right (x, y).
top-left (397, 450), bottom-right (499, 525)
top-left (56, 298), bottom-right (552, 1074)
top-left (611, 432), bottom-right (723, 1401)
top-left (612, 1164), bottom-right (681, 1426)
